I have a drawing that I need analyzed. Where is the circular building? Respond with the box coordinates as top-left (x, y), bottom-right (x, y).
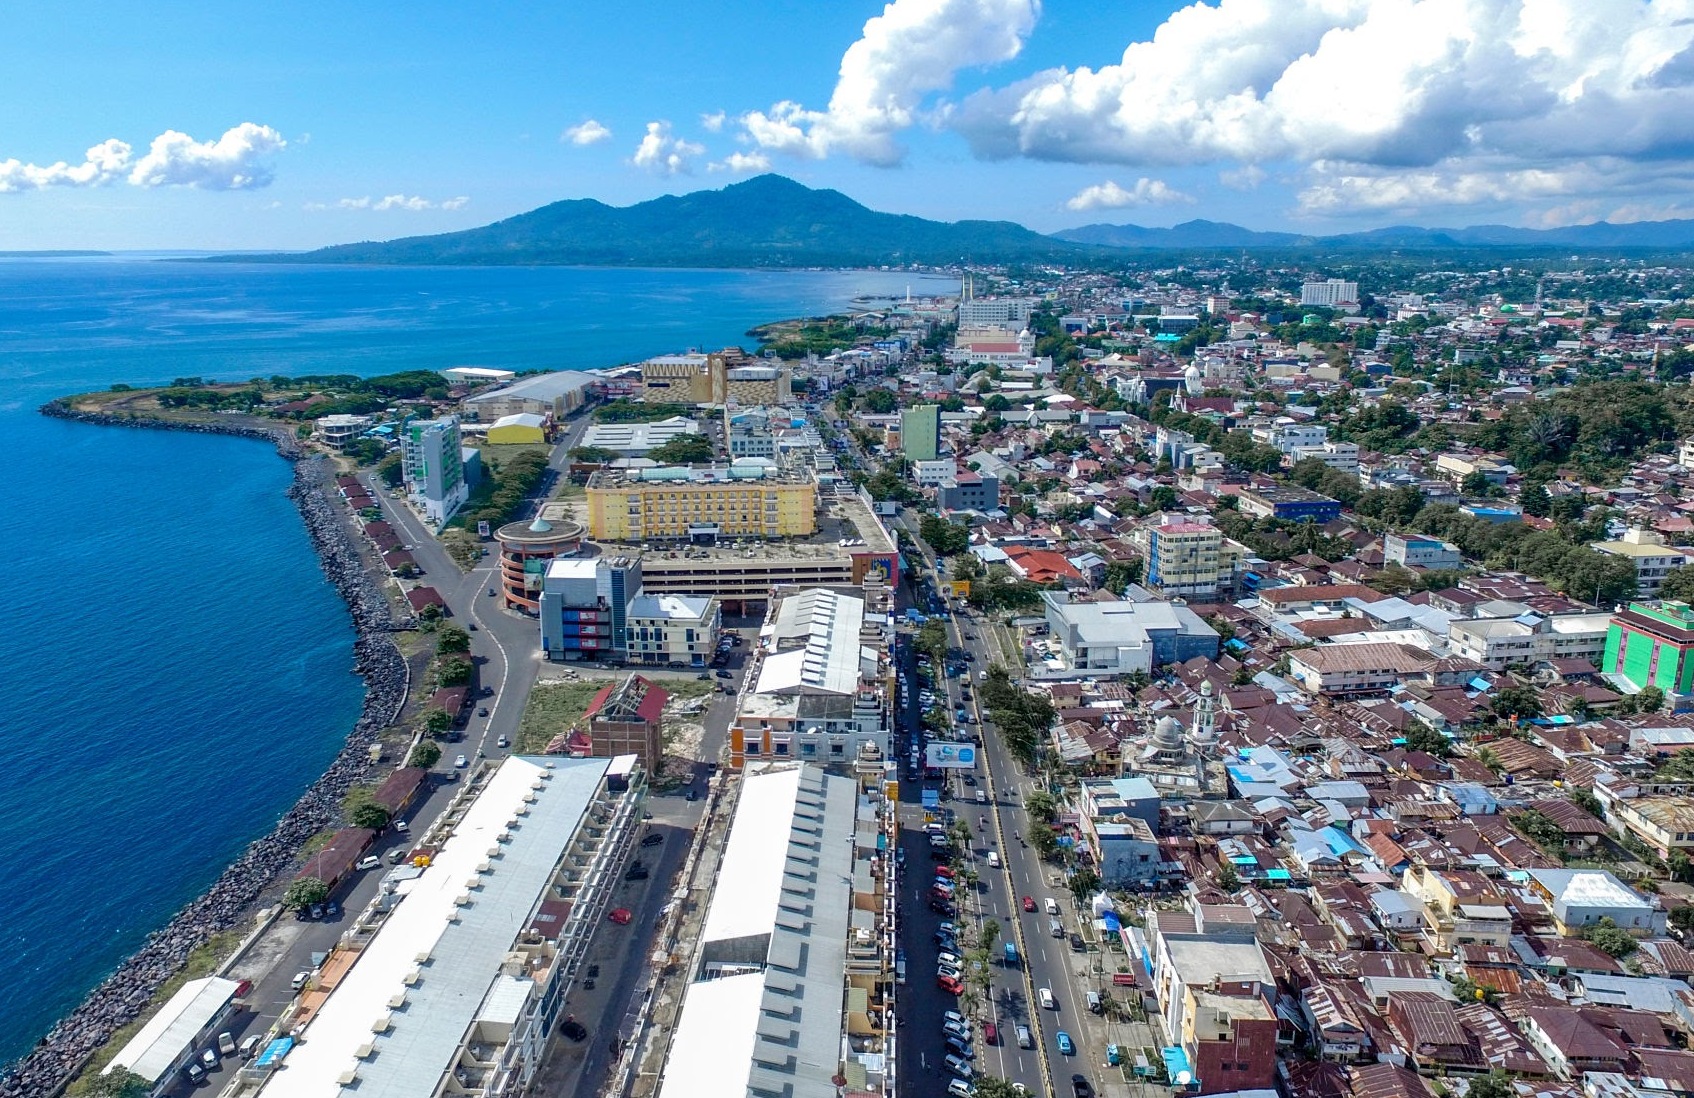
top-left (494, 506), bottom-right (585, 614)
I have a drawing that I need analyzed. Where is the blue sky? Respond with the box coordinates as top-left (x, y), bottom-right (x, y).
top-left (5, 0), bottom-right (1694, 249)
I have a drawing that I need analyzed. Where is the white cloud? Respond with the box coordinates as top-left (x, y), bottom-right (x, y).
top-left (1065, 178), bottom-right (1193, 211)
top-left (1297, 162), bottom-right (1581, 214)
top-left (708, 151), bottom-right (773, 174)
top-left (128, 123), bottom-right (286, 189)
top-left (0, 123), bottom-right (283, 193)
top-left (739, 0), bottom-right (1039, 166)
top-left (563, 119), bottom-right (612, 146)
top-left (1219, 164), bottom-right (1267, 190)
top-left (700, 111), bottom-right (726, 133)
top-left (947, 0), bottom-right (1694, 215)
top-left (0, 138), bottom-right (131, 192)
top-left (329, 194), bottom-right (470, 212)
top-left (631, 121), bottom-right (704, 176)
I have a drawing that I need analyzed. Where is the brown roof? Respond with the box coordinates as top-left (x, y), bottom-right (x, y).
top-left (370, 767), bottom-right (426, 814)
top-left (295, 827), bottom-right (377, 886)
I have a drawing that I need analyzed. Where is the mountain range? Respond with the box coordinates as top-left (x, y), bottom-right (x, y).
top-left (217, 175), bottom-right (1694, 268)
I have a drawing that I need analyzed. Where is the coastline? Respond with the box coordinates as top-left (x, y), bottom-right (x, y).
top-left (2, 402), bottom-right (412, 1098)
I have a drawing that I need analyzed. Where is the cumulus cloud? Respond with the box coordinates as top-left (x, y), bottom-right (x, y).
top-left (127, 123), bottom-right (286, 189)
top-left (1065, 178), bottom-right (1192, 211)
top-left (739, 0), bottom-right (1038, 166)
top-left (563, 119), bottom-right (612, 146)
top-left (954, 0), bottom-right (1694, 188)
top-left (0, 123), bottom-right (283, 193)
top-left (631, 121), bottom-right (704, 175)
top-left (700, 111), bottom-right (727, 133)
top-left (708, 151), bottom-right (773, 174)
top-left (330, 194), bottom-right (470, 211)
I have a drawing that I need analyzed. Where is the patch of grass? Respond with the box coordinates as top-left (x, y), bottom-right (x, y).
top-left (516, 678), bottom-right (614, 754)
top-left (301, 828), bottom-right (336, 857)
top-left (663, 678), bottom-right (716, 702)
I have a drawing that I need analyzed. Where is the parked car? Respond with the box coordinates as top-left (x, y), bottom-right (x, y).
top-left (937, 950), bottom-right (963, 968)
top-left (560, 1016), bottom-right (589, 1041)
top-left (625, 862), bottom-right (650, 880)
top-left (1070, 932), bottom-right (1086, 952)
top-left (941, 1009), bottom-right (966, 1027)
top-left (356, 855), bottom-right (381, 871)
top-left (393, 820), bottom-right (409, 833)
top-left (641, 833), bottom-right (664, 847)
top-left (217, 1032), bottom-right (237, 1057)
top-left (943, 1020), bottom-right (969, 1040)
top-left (945, 1035), bottom-right (974, 1059)
top-left (982, 1022), bottom-right (999, 1046)
top-left (943, 1054), bottom-right (974, 1080)
top-left (696, 672), bottom-right (711, 680)
top-left (937, 974), bottom-right (963, 994)
top-left (201, 1048), bottom-right (219, 1068)
top-left (477, 707), bottom-right (489, 717)
top-left (947, 1079), bottom-right (975, 1098)
top-left (608, 908), bottom-right (633, 925)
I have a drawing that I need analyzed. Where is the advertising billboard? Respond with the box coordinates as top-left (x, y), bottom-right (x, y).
top-left (924, 743), bottom-right (978, 769)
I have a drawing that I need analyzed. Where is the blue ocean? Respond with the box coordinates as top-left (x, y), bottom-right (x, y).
top-left (0, 258), bottom-right (956, 1064)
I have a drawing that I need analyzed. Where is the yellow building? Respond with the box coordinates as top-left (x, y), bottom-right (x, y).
top-left (638, 350), bottom-right (790, 406)
top-left (586, 463), bottom-right (816, 541)
top-left (485, 412), bottom-right (548, 445)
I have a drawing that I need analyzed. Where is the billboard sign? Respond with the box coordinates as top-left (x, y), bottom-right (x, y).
top-left (924, 743), bottom-right (977, 769)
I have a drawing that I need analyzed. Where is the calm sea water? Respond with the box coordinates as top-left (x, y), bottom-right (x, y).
top-left (0, 258), bottom-right (957, 1064)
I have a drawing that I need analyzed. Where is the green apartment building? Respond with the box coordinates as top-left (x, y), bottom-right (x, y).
top-left (1603, 601), bottom-right (1694, 693)
top-left (900, 404), bottom-right (940, 462)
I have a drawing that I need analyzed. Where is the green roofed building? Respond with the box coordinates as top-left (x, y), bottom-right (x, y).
top-left (900, 404), bottom-right (940, 462)
top-left (1603, 601), bottom-right (1694, 693)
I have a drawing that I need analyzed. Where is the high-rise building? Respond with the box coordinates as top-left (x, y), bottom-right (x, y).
top-left (400, 415), bottom-right (468, 526)
top-left (1133, 522), bottom-right (1242, 598)
top-left (899, 404), bottom-right (940, 461)
top-left (584, 463), bottom-right (817, 542)
top-left (1300, 279), bottom-right (1360, 307)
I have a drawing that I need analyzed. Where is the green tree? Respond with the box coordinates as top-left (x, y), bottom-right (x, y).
top-left (1670, 905), bottom-right (1694, 933)
top-left (648, 433), bottom-right (714, 464)
top-left (1584, 916), bottom-right (1639, 958)
top-left (351, 802), bottom-right (391, 831)
top-left (408, 740), bottom-right (443, 768)
top-left (1660, 565), bottom-right (1694, 605)
top-left (919, 514), bottom-right (970, 556)
top-left (435, 624), bottom-right (471, 654)
top-left (1069, 867), bottom-right (1102, 907)
top-left (82, 1068), bottom-right (151, 1098)
top-left (1638, 685), bottom-right (1666, 714)
top-left (376, 453), bottom-right (404, 489)
top-left (569, 445), bottom-right (619, 463)
top-left (284, 877), bottom-right (330, 911)
top-left (1024, 789), bottom-right (1058, 824)
top-left (1102, 559), bottom-right (1143, 594)
top-left (1570, 787), bottom-right (1605, 821)
top-left (1466, 1072), bottom-right (1513, 1098)
top-left (971, 1078), bottom-right (1029, 1098)
top-left (436, 656), bottom-right (473, 687)
top-left (422, 707), bottom-right (454, 735)
top-left (1519, 479), bottom-right (1553, 518)
top-left (1216, 861), bottom-right (1241, 891)
top-left (863, 388), bottom-right (898, 414)
top-left (1490, 685), bottom-right (1543, 722)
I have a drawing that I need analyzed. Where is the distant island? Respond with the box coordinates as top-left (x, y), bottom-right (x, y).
top-left (202, 174), bottom-right (1694, 269)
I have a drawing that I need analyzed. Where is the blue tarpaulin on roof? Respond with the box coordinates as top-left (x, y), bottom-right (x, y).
top-left (1103, 912), bottom-right (1122, 933)
top-left (255, 1037), bottom-right (294, 1069)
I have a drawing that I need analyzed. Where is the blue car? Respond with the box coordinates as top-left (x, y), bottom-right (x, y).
top-left (1056, 1031), bottom-right (1074, 1056)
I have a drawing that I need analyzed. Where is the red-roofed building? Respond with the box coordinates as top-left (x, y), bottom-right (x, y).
top-left (577, 674), bottom-right (670, 769)
top-left (1004, 547), bottom-right (1083, 586)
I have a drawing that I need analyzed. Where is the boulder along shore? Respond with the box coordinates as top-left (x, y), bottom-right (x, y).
top-left (3, 403), bottom-right (411, 1097)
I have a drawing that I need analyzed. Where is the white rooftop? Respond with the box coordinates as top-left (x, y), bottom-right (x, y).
top-left (656, 973), bottom-right (768, 1098)
top-left (107, 977), bottom-right (241, 1084)
top-left (701, 766), bottom-right (803, 943)
top-left (255, 756), bottom-right (611, 1098)
top-left (755, 588), bottom-right (866, 696)
top-left (627, 593), bottom-right (714, 622)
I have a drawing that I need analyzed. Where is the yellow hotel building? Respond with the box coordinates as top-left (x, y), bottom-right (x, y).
top-left (585, 463), bottom-right (817, 541)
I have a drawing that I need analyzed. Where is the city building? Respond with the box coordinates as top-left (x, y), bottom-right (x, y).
top-left (912, 459), bottom-right (956, 487)
top-left (484, 412), bottom-right (547, 445)
top-left (1300, 279), bottom-right (1360, 307)
top-left (315, 413), bottom-right (374, 452)
top-left (655, 762), bottom-right (890, 1098)
top-left (578, 674), bottom-right (669, 770)
top-left (935, 470), bottom-right (998, 513)
top-left (401, 415), bottom-right (469, 526)
top-left (957, 290), bottom-right (1038, 327)
top-left (1434, 453), bottom-right (1510, 487)
top-left (1236, 484), bottom-right (1342, 523)
top-left (1447, 611), bottom-right (1611, 670)
top-left (461, 370), bottom-right (597, 421)
top-left (1091, 816), bottom-right (1162, 886)
top-left (623, 591), bottom-right (721, 667)
top-left (1185, 991), bottom-right (1279, 1096)
top-left (639, 351), bottom-right (792, 406)
top-left (578, 416), bottom-right (701, 458)
top-left (1384, 532), bottom-right (1464, 571)
top-left (493, 504), bottom-right (586, 614)
top-left (1254, 420), bottom-right (1328, 455)
top-left (899, 404), bottom-right (940, 461)
top-left (251, 755), bottom-right (641, 1098)
top-left (1609, 796), bottom-right (1694, 860)
top-left (1150, 904), bottom-right (1275, 1082)
top-left (1134, 521), bottom-right (1242, 598)
top-left (538, 556), bottom-right (642, 662)
top-left (441, 365), bottom-right (517, 386)
top-left (1289, 440), bottom-right (1360, 474)
top-left (584, 462), bottom-right (817, 542)
top-left (105, 977), bottom-right (244, 1095)
top-left (1593, 528), bottom-right (1694, 596)
top-left (1524, 869), bottom-right (1665, 937)
top-left (1602, 600), bottom-right (1694, 693)
top-left (1287, 643), bottom-right (1434, 696)
top-left (1041, 592), bottom-right (1221, 676)
top-left (731, 587), bottom-right (890, 769)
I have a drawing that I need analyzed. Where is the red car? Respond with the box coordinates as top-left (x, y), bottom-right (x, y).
top-left (1022, 895), bottom-right (1037, 912)
top-left (934, 865), bottom-right (957, 879)
top-left (608, 908), bottom-right (633, 925)
top-left (937, 974), bottom-right (964, 995)
top-left (983, 1022), bottom-right (999, 1046)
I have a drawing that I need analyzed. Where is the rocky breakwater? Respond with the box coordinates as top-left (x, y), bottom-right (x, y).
top-left (4, 405), bottom-right (413, 1097)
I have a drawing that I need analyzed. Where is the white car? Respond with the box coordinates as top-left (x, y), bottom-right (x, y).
top-left (454, 754), bottom-right (468, 768)
top-left (937, 950), bottom-right (963, 968)
top-left (947, 1080), bottom-right (975, 1098)
top-left (937, 963), bottom-right (963, 981)
top-left (944, 1054), bottom-right (974, 1080)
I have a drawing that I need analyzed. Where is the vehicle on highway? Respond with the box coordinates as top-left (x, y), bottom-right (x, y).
top-left (394, 820), bottom-right (409, 833)
top-left (1045, 897), bottom-right (1060, 915)
top-left (477, 707), bottom-right (489, 717)
top-left (1022, 895), bottom-right (1037, 912)
top-left (1038, 987), bottom-right (1056, 1010)
top-left (454, 754), bottom-right (468, 768)
top-left (1072, 1075), bottom-right (1095, 1098)
top-left (641, 832), bottom-right (664, 847)
top-left (1015, 1024), bottom-right (1033, 1049)
top-left (487, 588), bottom-right (495, 597)
top-left (1003, 942), bottom-right (1018, 966)
top-left (982, 1022), bottom-right (999, 1045)
top-left (608, 908), bottom-right (633, 925)
top-left (1050, 917), bottom-right (1065, 938)
top-left (987, 850), bottom-right (1000, 868)
top-left (356, 855), bottom-right (381, 871)
top-left (1056, 1032), bottom-right (1075, 1055)
top-left (715, 669), bottom-right (734, 679)
top-left (496, 735), bottom-right (509, 748)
